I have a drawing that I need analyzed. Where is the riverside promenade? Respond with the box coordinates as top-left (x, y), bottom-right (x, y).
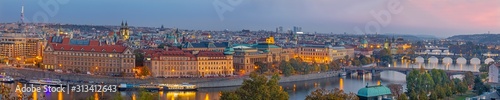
top-left (0, 67), bottom-right (340, 88)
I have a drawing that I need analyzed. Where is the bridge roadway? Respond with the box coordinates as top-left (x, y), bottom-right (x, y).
top-left (344, 67), bottom-right (481, 76)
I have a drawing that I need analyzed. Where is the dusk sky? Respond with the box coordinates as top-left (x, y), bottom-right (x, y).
top-left (0, 0), bottom-right (499, 37)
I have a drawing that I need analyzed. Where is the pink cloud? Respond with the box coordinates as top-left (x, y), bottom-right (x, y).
top-left (410, 0), bottom-right (500, 28)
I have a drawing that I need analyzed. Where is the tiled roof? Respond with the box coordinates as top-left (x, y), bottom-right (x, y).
top-left (183, 42), bottom-right (229, 48)
top-left (197, 51), bottom-right (226, 57)
top-left (50, 44), bottom-right (128, 53)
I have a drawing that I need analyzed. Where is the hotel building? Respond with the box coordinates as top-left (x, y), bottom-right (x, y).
top-left (0, 33), bottom-right (45, 66)
top-left (43, 36), bottom-right (136, 77)
top-left (144, 48), bottom-right (234, 78)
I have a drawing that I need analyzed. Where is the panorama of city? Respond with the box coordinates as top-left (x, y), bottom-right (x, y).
top-left (0, 0), bottom-right (499, 100)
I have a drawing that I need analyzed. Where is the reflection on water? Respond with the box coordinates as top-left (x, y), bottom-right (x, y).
top-left (3, 62), bottom-right (479, 100)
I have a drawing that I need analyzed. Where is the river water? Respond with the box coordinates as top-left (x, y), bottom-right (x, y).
top-left (5, 61), bottom-right (479, 100)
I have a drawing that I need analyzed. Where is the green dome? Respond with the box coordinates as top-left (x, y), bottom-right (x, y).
top-left (361, 39), bottom-right (368, 44)
top-left (263, 49), bottom-right (270, 53)
top-left (357, 85), bottom-right (392, 97)
top-left (223, 47), bottom-right (235, 55)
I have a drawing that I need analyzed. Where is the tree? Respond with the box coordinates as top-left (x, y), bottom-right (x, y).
top-left (454, 78), bottom-right (468, 94)
top-left (112, 92), bottom-right (124, 100)
top-left (220, 91), bottom-right (240, 100)
top-left (320, 64), bottom-right (329, 72)
top-left (254, 61), bottom-right (268, 74)
top-left (430, 91), bottom-right (438, 100)
top-left (464, 71), bottom-right (474, 88)
top-left (387, 84), bottom-right (403, 97)
top-left (479, 64), bottom-right (490, 72)
top-left (134, 49), bottom-right (144, 67)
top-left (279, 61), bottom-right (294, 77)
top-left (140, 67), bottom-right (150, 76)
top-left (418, 91), bottom-right (428, 100)
top-left (435, 85), bottom-right (446, 99)
top-left (305, 88), bottom-right (359, 100)
top-left (473, 76), bottom-right (490, 95)
top-left (312, 62), bottom-right (320, 72)
top-left (137, 89), bottom-right (159, 100)
top-left (220, 73), bottom-right (289, 100)
top-left (409, 91), bottom-right (418, 100)
top-left (397, 93), bottom-right (408, 100)
top-left (329, 61), bottom-right (341, 71)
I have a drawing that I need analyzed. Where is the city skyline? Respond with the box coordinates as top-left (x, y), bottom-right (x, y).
top-left (0, 0), bottom-right (499, 37)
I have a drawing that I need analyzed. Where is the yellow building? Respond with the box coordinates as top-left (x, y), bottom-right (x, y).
top-left (144, 49), bottom-right (234, 78)
top-left (297, 44), bottom-right (353, 64)
top-left (43, 37), bottom-right (136, 77)
top-left (232, 36), bottom-right (291, 75)
top-left (0, 33), bottom-right (44, 66)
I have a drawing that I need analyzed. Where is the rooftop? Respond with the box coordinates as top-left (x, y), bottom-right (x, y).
top-left (357, 85), bottom-right (392, 97)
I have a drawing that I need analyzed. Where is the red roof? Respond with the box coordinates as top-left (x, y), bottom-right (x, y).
top-left (197, 51), bottom-right (226, 57)
top-left (50, 43), bottom-right (128, 53)
top-left (108, 32), bottom-right (114, 36)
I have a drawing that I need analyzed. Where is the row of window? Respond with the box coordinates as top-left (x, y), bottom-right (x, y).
top-left (52, 52), bottom-right (134, 58)
top-left (154, 66), bottom-right (232, 71)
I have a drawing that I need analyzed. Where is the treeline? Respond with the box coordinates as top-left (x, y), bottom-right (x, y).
top-left (406, 69), bottom-right (490, 100)
top-left (255, 56), bottom-right (375, 77)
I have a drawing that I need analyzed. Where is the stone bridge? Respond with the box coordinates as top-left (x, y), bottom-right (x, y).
top-left (344, 67), bottom-right (481, 77)
top-left (393, 54), bottom-right (499, 65)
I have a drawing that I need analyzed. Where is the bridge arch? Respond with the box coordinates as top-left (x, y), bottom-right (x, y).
top-left (485, 58), bottom-right (494, 64)
top-left (470, 58), bottom-right (480, 65)
top-left (415, 56), bottom-right (424, 63)
top-left (377, 70), bottom-right (408, 76)
top-left (442, 57), bottom-right (452, 64)
top-left (456, 57), bottom-right (467, 64)
top-left (429, 56), bottom-right (438, 64)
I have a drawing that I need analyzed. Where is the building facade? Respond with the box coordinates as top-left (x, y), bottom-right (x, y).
top-left (144, 49), bottom-right (234, 78)
top-left (232, 36), bottom-right (289, 75)
top-left (43, 37), bottom-right (135, 77)
top-left (489, 62), bottom-right (500, 83)
top-left (0, 33), bottom-right (44, 66)
top-left (296, 44), bottom-right (353, 64)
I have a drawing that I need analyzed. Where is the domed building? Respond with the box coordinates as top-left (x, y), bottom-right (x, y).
top-left (357, 85), bottom-right (392, 100)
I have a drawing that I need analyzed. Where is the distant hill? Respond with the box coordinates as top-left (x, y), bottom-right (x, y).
top-left (382, 34), bottom-right (437, 41)
top-left (447, 34), bottom-right (500, 44)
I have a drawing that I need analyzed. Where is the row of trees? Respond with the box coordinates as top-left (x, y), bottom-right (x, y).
top-left (220, 72), bottom-right (288, 100)
top-left (406, 69), bottom-right (490, 100)
top-left (220, 72), bottom-right (361, 100)
top-left (305, 88), bottom-right (359, 100)
top-left (263, 55), bottom-right (375, 77)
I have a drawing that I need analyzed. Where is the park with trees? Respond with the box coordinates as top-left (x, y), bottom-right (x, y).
top-left (405, 69), bottom-right (490, 100)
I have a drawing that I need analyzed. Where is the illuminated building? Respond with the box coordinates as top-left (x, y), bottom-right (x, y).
top-left (296, 43), bottom-right (352, 64)
top-left (43, 37), bottom-right (135, 77)
top-left (232, 35), bottom-right (291, 74)
top-left (120, 21), bottom-right (130, 41)
top-left (0, 33), bottom-right (44, 66)
top-left (144, 48), bottom-right (234, 78)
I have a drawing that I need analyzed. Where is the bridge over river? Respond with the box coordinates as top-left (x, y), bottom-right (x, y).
top-left (344, 67), bottom-right (481, 77)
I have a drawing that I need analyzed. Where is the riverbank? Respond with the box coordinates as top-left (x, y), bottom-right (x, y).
top-left (0, 67), bottom-right (341, 88)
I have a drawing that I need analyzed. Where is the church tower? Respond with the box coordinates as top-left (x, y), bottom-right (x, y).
top-left (120, 21), bottom-right (130, 41)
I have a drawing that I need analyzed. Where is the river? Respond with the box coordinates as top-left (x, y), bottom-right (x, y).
top-left (5, 61), bottom-right (479, 100)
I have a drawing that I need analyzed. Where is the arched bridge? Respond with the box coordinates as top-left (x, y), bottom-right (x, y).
top-left (344, 67), bottom-right (481, 76)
